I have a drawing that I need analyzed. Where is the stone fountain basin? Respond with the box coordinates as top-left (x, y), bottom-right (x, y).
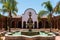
top-left (5, 31), bottom-right (56, 38)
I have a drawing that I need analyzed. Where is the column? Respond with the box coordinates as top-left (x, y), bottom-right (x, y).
top-left (26, 22), bottom-right (27, 29)
top-left (37, 21), bottom-right (38, 29)
top-left (22, 21), bottom-right (23, 29)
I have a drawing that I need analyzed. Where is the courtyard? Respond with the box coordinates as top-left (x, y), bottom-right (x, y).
top-left (0, 0), bottom-right (60, 40)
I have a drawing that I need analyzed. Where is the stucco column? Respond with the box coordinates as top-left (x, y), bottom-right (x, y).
top-left (26, 21), bottom-right (27, 29)
top-left (37, 21), bottom-right (38, 29)
top-left (22, 21), bottom-right (23, 29)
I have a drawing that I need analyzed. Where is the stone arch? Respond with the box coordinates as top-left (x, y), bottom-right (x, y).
top-left (34, 21), bottom-right (37, 29)
top-left (11, 21), bottom-right (15, 28)
top-left (23, 8), bottom-right (37, 15)
top-left (22, 8), bottom-right (38, 29)
top-left (38, 21), bottom-right (43, 28)
top-left (23, 21), bottom-right (26, 28)
top-left (17, 21), bottom-right (22, 28)
top-left (45, 20), bottom-right (50, 28)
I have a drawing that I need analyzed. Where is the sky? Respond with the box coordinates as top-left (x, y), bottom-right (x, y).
top-left (0, 0), bottom-right (60, 16)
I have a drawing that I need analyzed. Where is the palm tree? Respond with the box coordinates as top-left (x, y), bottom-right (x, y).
top-left (53, 1), bottom-right (60, 30)
top-left (42, 1), bottom-right (53, 32)
top-left (38, 10), bottom-right (49, 29)
top-left (0, 0), bottom-right (18, 32)
top-left (53, 1), bottom-right (60, 14)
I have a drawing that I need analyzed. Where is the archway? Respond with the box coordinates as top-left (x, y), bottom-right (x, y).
top-left (18, 21), bottom-right (22, 28)
top-left (34, 21), bottom-right (37, 29)
top-left (45, 21), bottom-right (50, 28)
top-left (38, 21), bottom-right (43, 28)
top-left (23, 21), bottom-right (26, 28)
top-left (11, 21), bottom-right (15, 28)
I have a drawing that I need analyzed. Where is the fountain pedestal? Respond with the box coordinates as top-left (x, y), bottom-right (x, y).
top-left (27, 12), bottom-right (33, 32)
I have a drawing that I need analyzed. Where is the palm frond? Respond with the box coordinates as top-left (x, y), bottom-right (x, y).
top-left (12, 11), bottom-right (17, 16)
top-left (0, 0), bottom-right (18, 16)
top-left (38, 10), bottom-right (49, 17)
top-left (0, 13), bottom-right (2, 17)
top-left (53, 1), bottom-right (60, 14)
top-left (0, 0), bottom-right (6, 3)
top-left (42, 1), bottom-right (53, 12)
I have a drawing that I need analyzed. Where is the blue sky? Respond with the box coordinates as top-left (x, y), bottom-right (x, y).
top-left (0, 0), bottom-right (60, 16)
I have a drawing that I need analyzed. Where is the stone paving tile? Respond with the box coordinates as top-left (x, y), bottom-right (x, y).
top-left (55, 36), bottom-right (60, 40)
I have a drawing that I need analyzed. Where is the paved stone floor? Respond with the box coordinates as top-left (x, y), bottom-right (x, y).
top-left (1, 36), bottom-right (60, 40)
top-left (55, 36), bottom-right (60, 40)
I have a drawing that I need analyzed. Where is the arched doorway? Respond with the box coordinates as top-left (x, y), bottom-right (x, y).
top-left (11, 21), bottom-right (15, 28)
top-left (34, 21), bottom-right (37, 29)
top-left (18, 21), bottom-right (22, 28)
top-left (38, 21), bottom-right (43, 28)
top-left (23, 21), bottom-right (26, 28)
top-left (45, 21), bottom-right (50, 28)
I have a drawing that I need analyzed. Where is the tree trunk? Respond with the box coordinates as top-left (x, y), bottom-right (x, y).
top-left (49, 13), bottom-right (52, 32)
top-left (9, 10), bottom-right (12, 32)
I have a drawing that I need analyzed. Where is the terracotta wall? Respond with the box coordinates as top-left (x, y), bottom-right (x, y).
top-left (0, 16), bottom-right (60, 29)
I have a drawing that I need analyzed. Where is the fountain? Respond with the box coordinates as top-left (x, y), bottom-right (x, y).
top-left (5, 12), bottom-right (57, 36)
top-left (27, 12), bottom-right (33, 32)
